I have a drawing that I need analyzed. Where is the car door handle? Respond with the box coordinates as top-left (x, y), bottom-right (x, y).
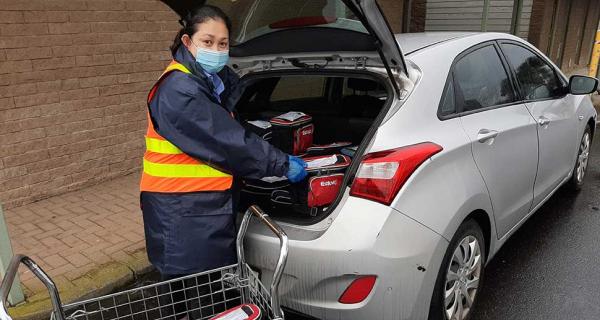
top-left (537, 116), bottom-right (550, 127)
top-left (477, 129), bottom-right (499, 143)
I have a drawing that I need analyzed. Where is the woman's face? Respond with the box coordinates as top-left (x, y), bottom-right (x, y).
top-left (182, 18), bottom-right (229, 57)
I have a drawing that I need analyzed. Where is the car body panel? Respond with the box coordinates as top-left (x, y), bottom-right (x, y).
top-left (244, 197), bottom-right (448, 320)
top-left (527, 97), bottom-right (579, 208)
top-left (395, 32), bottom-right (477, 55)
top-left (460, 105), bottom-right (538, 238)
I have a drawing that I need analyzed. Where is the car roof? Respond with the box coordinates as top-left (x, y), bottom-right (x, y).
top-left (395, 32), bottom-right (478, 56)
top-left (396, 32), bottom-right (535, 58)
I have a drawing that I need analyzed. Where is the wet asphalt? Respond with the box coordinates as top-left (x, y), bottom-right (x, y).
top-left (471, 133), bottom-right (600, 320)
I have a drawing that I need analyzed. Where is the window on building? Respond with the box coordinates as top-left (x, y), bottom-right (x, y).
top-left (500, 43), bottom-right (564, 100)
top-left (453, 45), bottom-right (516, 112)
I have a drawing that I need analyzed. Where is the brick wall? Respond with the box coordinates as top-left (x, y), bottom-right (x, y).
top-left (577, 0), bottom-right (600, 67)
top-left (0, 0), bottom-right (178, 209)
top-left (528, 0), bottom-right (600, 70)
top-left (528, 0), bottom-right (554, 55)
top-left (409, 0), bottom-right (427, 33)
top-left (378, 0), bottom-right (405, 33)
top-left (561, 0), bottom-right (588, 70)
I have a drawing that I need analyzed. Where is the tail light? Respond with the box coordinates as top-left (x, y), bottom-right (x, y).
top-left (338, 275), bottom-right (377, 304)
top-left (350, 143), bottom-right (442, 205)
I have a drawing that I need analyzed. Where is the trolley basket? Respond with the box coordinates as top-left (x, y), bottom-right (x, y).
top-left (0, 205), bottom-right (288, 320)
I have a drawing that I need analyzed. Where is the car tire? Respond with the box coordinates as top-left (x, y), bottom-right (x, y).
top-left (428, 219), bottom-right (486, 320)
top-left (567, 125), bottom-right (592, 191)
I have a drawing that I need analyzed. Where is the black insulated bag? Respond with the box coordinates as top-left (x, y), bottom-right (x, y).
top-left (239, 176), bottom-right (289, 211)
top-left (243, 120), bottom-right (273, 142)
top-left (305, 141), bottom-right (353, 156)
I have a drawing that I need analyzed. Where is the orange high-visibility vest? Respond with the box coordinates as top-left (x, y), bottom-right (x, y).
top-left (140, 61), bottom-right (233, 193)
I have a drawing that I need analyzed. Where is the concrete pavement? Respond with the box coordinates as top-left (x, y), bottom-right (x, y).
top-left (3, 173), bottom-right (149, 320)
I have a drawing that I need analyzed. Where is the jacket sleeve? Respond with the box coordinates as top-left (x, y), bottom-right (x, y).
top-left (151, 72), bottom-right (289, 179)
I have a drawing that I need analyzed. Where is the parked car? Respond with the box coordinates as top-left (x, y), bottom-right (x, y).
top-left (163, 1), bottom-right (598, 319)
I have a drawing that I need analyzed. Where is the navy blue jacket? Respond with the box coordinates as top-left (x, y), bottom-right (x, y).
top-left (141, 46), bottom-right (288, 275)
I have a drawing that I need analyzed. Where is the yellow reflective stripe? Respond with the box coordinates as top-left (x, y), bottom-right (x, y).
top-left (145, 137), bottom-right (182, 155)
top-left (143, 159), bottom-right (231, 178)
top-left (164, 63), bottom-right (191, 75)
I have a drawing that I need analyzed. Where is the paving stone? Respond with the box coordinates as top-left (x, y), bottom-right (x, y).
top-left (3, 174), bottom-right (149, 308)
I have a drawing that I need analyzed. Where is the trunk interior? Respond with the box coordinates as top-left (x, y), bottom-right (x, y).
top-left (235, 72), bottom-right (390, 223)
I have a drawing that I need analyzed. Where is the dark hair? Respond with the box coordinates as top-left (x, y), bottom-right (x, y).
top-left (170, 5), bottom-right (232, 55)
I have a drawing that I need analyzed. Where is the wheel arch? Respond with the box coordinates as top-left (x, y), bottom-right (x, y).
top-left (463, 209), bottom-right (492, 262)
top-left (587, 118), bottom-right (595, 140)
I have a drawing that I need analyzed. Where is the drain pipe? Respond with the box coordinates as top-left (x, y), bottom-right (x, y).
top-left (0, 203), bottom-right (24, 306)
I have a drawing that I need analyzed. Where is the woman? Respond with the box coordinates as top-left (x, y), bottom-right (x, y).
top-left (140, 5), bottom-right (306, 284)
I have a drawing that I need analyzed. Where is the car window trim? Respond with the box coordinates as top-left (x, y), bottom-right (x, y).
top-left (437, 41), bottom-right (521, 120)
top-left (496, 40), bottom-right (568, 103)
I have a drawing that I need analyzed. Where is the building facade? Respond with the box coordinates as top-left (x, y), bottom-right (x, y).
top-left (381, 0), bottom-right (600, 72)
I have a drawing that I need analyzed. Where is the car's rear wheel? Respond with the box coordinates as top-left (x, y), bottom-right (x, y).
top-left (429, 220), bottom-right (485, 320)
top-left (567, 125), bottom-right (592, 191)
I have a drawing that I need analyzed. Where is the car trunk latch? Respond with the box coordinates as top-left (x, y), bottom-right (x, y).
top-left (353, 57), bottom-right (367, 69)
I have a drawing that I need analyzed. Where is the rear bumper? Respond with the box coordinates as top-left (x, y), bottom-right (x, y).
top-left (245, 197), bottom-right (448, 320)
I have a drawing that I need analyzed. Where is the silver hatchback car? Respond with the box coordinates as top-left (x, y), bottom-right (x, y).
top-left (161, 1), bottom-right (598, 319)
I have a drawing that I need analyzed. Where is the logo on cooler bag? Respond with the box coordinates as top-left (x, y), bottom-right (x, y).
top-left (320, 179), bottom-right (338, 187)
top-left (301, 128), bottom-right (313, 136)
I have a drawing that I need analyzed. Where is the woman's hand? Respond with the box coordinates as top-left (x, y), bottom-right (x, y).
top-left (286, 156), bottom-right (308, 183)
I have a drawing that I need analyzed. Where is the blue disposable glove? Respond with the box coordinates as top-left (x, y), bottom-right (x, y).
top-left (286, 155), bottom-right (308, 183)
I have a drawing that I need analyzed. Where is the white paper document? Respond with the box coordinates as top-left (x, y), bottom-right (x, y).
top-left (274, 111), bottom-right (307, 122)
top-left (306, 155), bottom-right (338, 169)
top-left (246, 120), bottom-right (271, 129)
top-left (261, 176), bottom-right (288, 183)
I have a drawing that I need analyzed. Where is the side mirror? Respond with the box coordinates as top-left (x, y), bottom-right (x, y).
top-left (568, 75), bottom-right (599, 95)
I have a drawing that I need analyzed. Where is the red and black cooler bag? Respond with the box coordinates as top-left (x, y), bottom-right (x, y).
top-left (269, 111), bottom-right (314, 155)
top-left (271, 154), bottom-right (351, 216)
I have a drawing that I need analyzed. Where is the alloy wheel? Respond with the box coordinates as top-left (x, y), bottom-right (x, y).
top-left (444, 235), bottom-right (482, 320)
top-left (576, 132), bottom-right (591, 184)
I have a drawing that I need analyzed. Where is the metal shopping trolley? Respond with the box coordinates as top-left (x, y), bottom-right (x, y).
top-left (0, 206), bottom-right (288, 320)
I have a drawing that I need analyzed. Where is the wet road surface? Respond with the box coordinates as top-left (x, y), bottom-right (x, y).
top-left (471, 134), bottom-right (600, 319)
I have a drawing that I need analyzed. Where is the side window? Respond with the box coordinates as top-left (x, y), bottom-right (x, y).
top-left (270, 76), bottom-right (326, 102)
top-left (439, 78), bottom-right (456, 116)
top-left (453, 45), bottom-right (516, 112)
top-left (342, 78), bottom-right (387, 100)
top-left (501, 43), bottom-right (564, 100)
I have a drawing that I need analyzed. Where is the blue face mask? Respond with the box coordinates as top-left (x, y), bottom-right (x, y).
top-left (194, 47), bottom-right (229, 74)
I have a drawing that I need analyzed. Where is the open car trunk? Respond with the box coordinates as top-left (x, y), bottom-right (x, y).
top-left (157, 0), bottom-right (406, 223)
top-left (235, 72), bottom-right (391, 224)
